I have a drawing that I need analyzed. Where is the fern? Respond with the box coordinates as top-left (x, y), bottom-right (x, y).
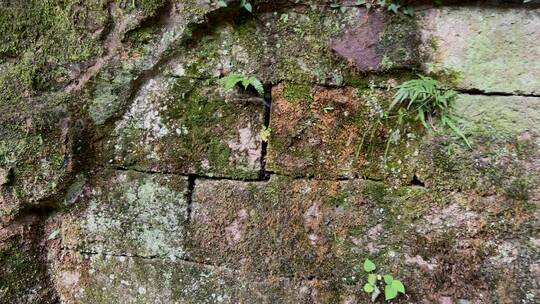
top-left (391, 75), bottom-right (471, 147)
top-left (220, 73), bottom-right (264, 96)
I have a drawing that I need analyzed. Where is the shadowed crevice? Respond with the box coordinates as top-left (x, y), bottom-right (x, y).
top-left (185, 175), bottom-right (196, 224)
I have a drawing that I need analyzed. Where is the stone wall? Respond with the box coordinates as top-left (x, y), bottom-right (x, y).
top-left (1, 1), bottom-right (539, 303)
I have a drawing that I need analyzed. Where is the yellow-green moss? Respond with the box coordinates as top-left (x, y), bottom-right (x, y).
top-left (0, 0), bottom-right (104, 100)
top-left (116, 0), bottom-right (167, 16)
top-left (282, 82), bottom-right (312, 104)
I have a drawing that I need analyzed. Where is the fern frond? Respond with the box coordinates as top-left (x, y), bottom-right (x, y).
top-left (220, 73), bottom-right (264, 96)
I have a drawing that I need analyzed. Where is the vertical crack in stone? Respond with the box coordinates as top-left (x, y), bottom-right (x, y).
top-left (259, 90), bottom-right (272, 180)
top-left (185, 175), bottom-right (196, 224)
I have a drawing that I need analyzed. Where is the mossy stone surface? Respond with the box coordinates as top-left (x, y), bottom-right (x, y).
top-left (0, 99), bottom-right (77, 223)
top-left (420, 7), bottom-right (540, 94)
top-left (185, 172), bottom-right (539, 302)
top-left (266, 83), bottom-right (422, 181)
top-left (414, 94), bottom-right (540, 194)
top-left (54, 252), bottom-right (317, 304)
top-left (62, 170), bottom-right (189, 258)
top-left (187, 176), bottom-right (424, 280)
top-left (102, 77), bottom-right (263, 178)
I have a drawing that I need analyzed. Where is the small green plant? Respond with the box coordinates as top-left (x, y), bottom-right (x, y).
top-left (363, 258), bottom-right (406, 302)
top-left (240, 0), bottom-right (252, 12)
top-left (260, 125), bottom-right (271, 142)
top-left (331, 0), bottom-right (414, 16)
top-left (219, 73), bottom-right (264, 96)
top-left (390, 75), bottom-right (470, 147)
top-left (211, 0), bottom-right (252, 12)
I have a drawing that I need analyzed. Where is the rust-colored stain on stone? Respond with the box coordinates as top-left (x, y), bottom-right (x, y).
top-left (329, 10), bottom-right (386, 71)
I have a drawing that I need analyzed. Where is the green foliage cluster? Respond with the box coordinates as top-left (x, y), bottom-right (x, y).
top-left (363, 258), bottom-right (406, 302)
top-left (391, 75), bottom-right (470, 147)
top-left (219, 73), bottom-right (264, 96)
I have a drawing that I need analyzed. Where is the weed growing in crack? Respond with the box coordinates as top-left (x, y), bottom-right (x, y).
top-left (220, 73), bottom-right (264, 96)
top-left (211, 0), bottom-right (253, 12)
top-left (331, 0), bottom-right (414, 16)
top-left (390, 75), bottom-right (471, 147)
top-left (260, 125), bottom-right (272, 142)
top-left (362, 258), bottom-right (406, 302)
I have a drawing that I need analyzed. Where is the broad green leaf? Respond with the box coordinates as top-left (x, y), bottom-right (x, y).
top-left (383, 275), bottom-right (393, 284)
top-left (384, 285), bottom-right (398, 300)
top-left (387, 3), bottom-right (399, 14)
top-left (363, 283), bottom-right (374, 293)
top-left (243, 2), bottom-right (252, 12)
top-left (221, 74), bottom-right (264, 96)
top-left (368, 273), bottom-right (377, 285)
top-left (216, 0), bottom-right (227, 7)
top-left (220, 74), bottom-right (243, 92)
top-left (363, 258), bottom-right (376, 272)
top-left (391, 280), bottom-right (405, 294)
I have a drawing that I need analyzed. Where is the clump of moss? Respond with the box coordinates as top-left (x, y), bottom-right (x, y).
top-left (282, 82), bottom-right (312, 103)
top-left (116, 0), bottom-right (167, 16)
top-left (505, 178), bottom-right (530, 201)
top-left (0, 0), bottom-right (105, 100)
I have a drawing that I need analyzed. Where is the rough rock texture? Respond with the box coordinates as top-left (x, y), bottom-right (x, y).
top-left (0, 100), bottom-right (79, 224)
top-left (420, 7), bottom-right (540, 94)
top-left (0, 215), bottom-right (59, 303)
top-left (61, 170), bottom-right (189, 258)
top-left (53, 252), bottom-right (317, 304)
top-left (330, 9), bottom-right (421, 72)
top-left (267, 82), bottom-right (422, 180)
top-left (102, 77), bottom-right (264, 178)
top-left (1, 1), bottom-right (540, 304)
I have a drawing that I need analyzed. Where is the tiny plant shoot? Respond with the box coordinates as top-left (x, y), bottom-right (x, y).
top-left (219, 73), bottom-right (264, 96)
top-left (363, 258), bottom-right (406, 302)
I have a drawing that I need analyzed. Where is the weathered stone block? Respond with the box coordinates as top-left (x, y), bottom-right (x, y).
top-left (62, 170), bottom-right (188, 258)
top-left (415, 94), bottom-right (540, 193)
top-left (103, 77), bottom-right (263, 179)
top-left (167, 4), bottom-right (359, 86)
top-left (54, 252), bottom-right (315, 304)
top-left (454, 94), bottom-right (540, 136)
top-left (266, 83), bottom-right (421, 180)
top-left (330, 9), bottom-right (421, 72)
top-left (187, 176), bottom-right (389, 280)
top-left (420, 7), bottom-right (540, 94)
top-left (186, 174), bottom-right (539, 303)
